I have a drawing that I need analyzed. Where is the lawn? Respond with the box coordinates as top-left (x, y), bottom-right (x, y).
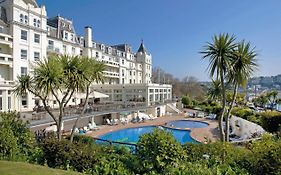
top-left (0, 161), bottom-right (82, 175)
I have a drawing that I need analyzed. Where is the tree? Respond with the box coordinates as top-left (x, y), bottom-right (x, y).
top-left (200, 33), bottom-right (237, 141)
top-left (225, 41), bottom-right (258, 141)
top-left (14, 55), bottom-right (104, 141)
top-left (69, 58), bottom-right (105, 142)
top-left (265, 90), bottom-right (278, 110)
top-left (0, 112), bottom-right (35, 160)
top-left (207, 79), bottom-right (222, 102)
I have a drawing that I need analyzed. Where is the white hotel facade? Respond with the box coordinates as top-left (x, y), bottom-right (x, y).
top-left (0, 0), bottom-right (172, 112)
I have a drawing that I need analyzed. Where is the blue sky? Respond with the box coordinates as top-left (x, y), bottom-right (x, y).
top-left (37, 0), bottom-right (281, 81)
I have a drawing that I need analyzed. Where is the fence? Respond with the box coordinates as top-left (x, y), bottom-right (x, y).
top-left (93, 137), bottom-right (138, 153)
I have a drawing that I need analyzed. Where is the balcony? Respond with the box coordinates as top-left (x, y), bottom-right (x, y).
top-left (0, 32), bottom-right (13, 48)
top-left (101, 60), bottom-right (120, 68)
top-left (0, 79), bottom-right (14, 86)
top-left (103, 71), bottom-right (120, 78)
top-left (47, 45), bottom-right (60, 54)
top-left (0, 53), bottom-right (13, 67)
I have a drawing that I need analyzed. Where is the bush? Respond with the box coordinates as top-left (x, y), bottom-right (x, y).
top-left (259, 111), bottom-right (281, 133)
top-left (0, 112), bottom-right (35, 161)
top-left (182, 96), bottom-right (193, 107)
top-left (137, 129), bottom-right (185, 173)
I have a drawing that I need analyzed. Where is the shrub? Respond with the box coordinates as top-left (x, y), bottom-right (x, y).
top-left (137, 129), bottom-right (185, 173)
top-left (0, 112), bottom-right (35, 161)
top-left (259, 111), bottom-right (281, 133)
top-left (0, 127), bottom-right (19, 160)
top-left (247, 135), bottom-right (281, 175)
top-left (182, 96), bottom-right (192, 107)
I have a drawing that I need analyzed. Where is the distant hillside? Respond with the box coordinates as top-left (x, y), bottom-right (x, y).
top-left (0, 161), bottom-right (82, 175)
top-left (248, 74), bottom-right (281, 87)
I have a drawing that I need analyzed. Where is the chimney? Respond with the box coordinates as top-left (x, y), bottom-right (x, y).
top-left (84, 26), bottom-right (93, 48)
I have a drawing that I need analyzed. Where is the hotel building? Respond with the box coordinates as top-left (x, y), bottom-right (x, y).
top-left (0, 0), bottom-right (172, 113)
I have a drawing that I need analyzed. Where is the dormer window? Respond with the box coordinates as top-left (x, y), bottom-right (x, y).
top-left (101, 44), bottom-right (105, 51)
top-left (70, 34), bottom-right (74, 41)
top-left (24, 15), bottom-right (28, 24)
top-left (37, 20), bottom-right (40, 27)
top-left (64, 32), bottom-right (68, 40)
top-left (33, 19), bottom-right (36, 27)
top-left (20, 14), bottom-right (24, 23)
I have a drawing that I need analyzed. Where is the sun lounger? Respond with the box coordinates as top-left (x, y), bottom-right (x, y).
top-left (106, 119), bottom-right (113, 125)
top-left (206, 114), bottom-right (217, 120)
top-left (149, 114), bottom-right (157, 120)
top-left (88, 122), bottom-right (100, 130)
top-left (120, 118), bottom-right (129, 124)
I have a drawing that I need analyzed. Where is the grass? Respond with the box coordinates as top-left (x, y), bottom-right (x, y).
top-left (0, 161), bottom-right (82, 175)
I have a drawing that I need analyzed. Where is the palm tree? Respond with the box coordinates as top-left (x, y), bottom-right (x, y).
top-left (207, 79), bottom-right (222, 102)
top-left (69, 57), bottom-right (105, 142)
top-left (14, 55), bottom-right (105, 141)
top-left (200, 33), bottom-right (237, 141)
top-left (15, 56), bottom-right (69, 140)
top-left (266, 90), bottom-right (278, 110)
top-left (225, 41), bottom-right (258, 141)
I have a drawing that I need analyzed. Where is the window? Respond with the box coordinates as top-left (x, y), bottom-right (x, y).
top-left (37, 20), bottom-right (40, 27)
top-left (72, 47), bottom-right (75, 55)
top-left (129, 71), bottom-right (132, 76)
top-left (34, 34), bottom-right (40, 43)
top-left (129, 79), bottom-right (132, 84)
top-left (64, 32), bottom-right (68, 40)
top-left (133, 79), bottom-right (135, 84)
top-left (63, 45), bottom-right (66, 53)
top-left (24, 15), bottom-right (28, 24)
top-left (20, 14), bottom-right (24, 23)
top-left (21, 67), bottom-right (27, 75)
top-left (122, 59), bottom-right (124, 65)
top-left (21, 95), bottom-right (28, 107)
top-left (122, 78), bottom-right (124, 84)
top-left (21, 50), bottom-right (27, 59)
top-left (80, 50), bottom-right (83, 56)
top-left (71, 34), bottom-right (74, 41)
top-left (133, 71), bottom-right (135, 76)
top-left (33, 18), bottom-right (36, 27)
top-left (21, 30), bottom-right (27, 40)
top-left (34, 52), bottom-right (40, 61)
top-left (96, 52), bottom-right (99, 58)
top-left (48, 40), bottom-right (54, 49)
top-left (8, 96), bottom-right (11, 110)
top-left (122, 69), bottom-right (124, 76)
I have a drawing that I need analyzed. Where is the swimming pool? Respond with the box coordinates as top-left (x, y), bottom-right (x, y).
top-left (166, 120), bottom-right (208, 129)
top-left (99, 126), bottom-right (197, 144)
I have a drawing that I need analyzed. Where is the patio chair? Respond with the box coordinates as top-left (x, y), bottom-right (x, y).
top-left (149, 114), bottom-right (157, 120)
top-left (88, 122), bottom-right (100, 130)
top-left (106, 119), bottom-right (113, 125)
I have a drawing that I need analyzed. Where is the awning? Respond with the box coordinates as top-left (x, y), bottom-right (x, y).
top-left (91, 90), bottom-right (109, 98)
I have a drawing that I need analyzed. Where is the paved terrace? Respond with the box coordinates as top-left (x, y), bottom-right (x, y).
top-left (87, 113), bottom-right (219, 143)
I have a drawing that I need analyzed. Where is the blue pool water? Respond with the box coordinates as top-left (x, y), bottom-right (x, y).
top-left (99, 126), bottom-right (196, 144)
top-left (166, 120), bottom-right (208, 129)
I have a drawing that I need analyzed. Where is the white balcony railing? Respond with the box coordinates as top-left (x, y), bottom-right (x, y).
top-left (0, 53), bottom-right (13, 66)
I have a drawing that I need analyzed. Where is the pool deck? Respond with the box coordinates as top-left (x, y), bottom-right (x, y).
top-left (86, 113), bottom-right (219, 143)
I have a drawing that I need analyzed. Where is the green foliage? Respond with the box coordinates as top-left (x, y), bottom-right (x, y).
top-left (198, 101), bottom-right (222, 115)
top-left (181, 95), bottom-right (192, 107)
top-left (232, 107), bottom-right (281, 133)
top-left (259, 111), bottom-right (281, 133)
top-left (0, 127), bottom-right (19, 160)
top-left (137, 129), bottom-right (185, 173)
top-left (0, 112), bottom-right (35, 161)
top-left (246, 135), bottom-right (281, 175)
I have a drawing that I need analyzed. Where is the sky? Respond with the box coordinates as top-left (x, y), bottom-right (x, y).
top-left (37, 0), bottom-right (281, 81)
